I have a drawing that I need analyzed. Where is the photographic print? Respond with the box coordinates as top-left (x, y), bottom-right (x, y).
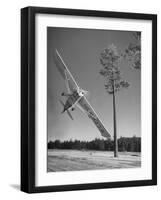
top-left (21, 7), bottom-right (157, 193)
top-left (47, 27), bottom-right (141, 172)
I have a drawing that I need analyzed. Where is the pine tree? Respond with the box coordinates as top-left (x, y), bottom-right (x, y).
top-left (99, 44), bottom-right (130, 157)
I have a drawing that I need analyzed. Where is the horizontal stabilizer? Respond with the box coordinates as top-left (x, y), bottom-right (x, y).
top-left (59, 99), bottom-right (65, 107)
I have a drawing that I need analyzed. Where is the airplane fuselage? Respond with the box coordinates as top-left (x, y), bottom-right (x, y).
top-left (63, 90), bottom-right (81, 112)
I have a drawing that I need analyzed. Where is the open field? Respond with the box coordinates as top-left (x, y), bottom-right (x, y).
top-left (47, 149), bottom-right (141, 172)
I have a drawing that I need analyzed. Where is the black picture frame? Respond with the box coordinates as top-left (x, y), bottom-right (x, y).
top-left (21, 6), bottom-right (157, 193)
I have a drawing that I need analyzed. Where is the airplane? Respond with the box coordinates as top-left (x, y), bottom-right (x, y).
top-left (53, 49), bottom-right (111, 139)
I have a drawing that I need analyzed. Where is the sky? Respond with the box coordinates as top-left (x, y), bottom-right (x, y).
top-left (47, 27), bottom-right (141, 142)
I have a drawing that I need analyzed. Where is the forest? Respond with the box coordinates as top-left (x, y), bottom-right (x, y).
top-left (48, 136), bottom-right (141, 152)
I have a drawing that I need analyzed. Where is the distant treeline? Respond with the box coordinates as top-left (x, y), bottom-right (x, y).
top-left (48, 136), bottom-right (141, 152)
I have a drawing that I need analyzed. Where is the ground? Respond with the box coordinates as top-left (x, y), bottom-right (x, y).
top-left (47, 149), bottom-right (141, 172)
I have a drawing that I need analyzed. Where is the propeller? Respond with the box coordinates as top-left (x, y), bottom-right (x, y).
top-left (78, 88), bottom-right (90, 98)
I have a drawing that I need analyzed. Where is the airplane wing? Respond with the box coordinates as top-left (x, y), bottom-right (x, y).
top-left (54, 49), bottom-right (79, 93)
top-left (78, 97), bottom-right (111, 139)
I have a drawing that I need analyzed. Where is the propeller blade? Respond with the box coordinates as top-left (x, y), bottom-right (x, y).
top-left (82, 89), bottom-right (90, 99)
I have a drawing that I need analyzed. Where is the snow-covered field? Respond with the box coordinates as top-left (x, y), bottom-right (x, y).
top-left (47, 149), bottom-right (141, 172)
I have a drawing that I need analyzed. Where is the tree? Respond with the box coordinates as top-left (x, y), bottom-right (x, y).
top-left (47, 137), bottom-right (141, 152)
top-left (99, 44), bottom-right (130, 157)
top-left (123, 32), bottom-right (141, 69)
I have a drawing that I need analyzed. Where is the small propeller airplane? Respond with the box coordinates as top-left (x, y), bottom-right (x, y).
top-left (54, 49), bottom-right (111, 139)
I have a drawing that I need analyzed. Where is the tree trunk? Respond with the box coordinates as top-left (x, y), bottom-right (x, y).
top-left (113, 84), bottom-right (118, 157)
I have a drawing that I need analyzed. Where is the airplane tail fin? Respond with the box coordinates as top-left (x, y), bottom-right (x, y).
top-left (59, 100), bottom-right (74, 120)
top-left (66, 109), bottom-right (74, 120)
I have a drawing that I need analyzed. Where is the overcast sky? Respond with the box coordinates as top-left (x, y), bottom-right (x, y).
top-left (47, 27), bottom-right (141, 142)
